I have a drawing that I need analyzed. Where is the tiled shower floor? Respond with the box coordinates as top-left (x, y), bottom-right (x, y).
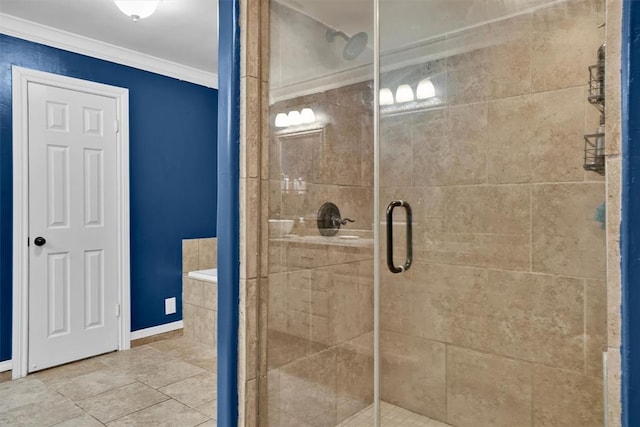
top-left (337, 401), bottom-right (453, 427)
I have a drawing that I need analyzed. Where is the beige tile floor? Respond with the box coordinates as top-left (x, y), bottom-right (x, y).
top-left (0, 335), bottom-right (216, 426)
top-left (0, 335), bottom-right (454, 427)
top-left (337, 401), bottom-right (453, 427)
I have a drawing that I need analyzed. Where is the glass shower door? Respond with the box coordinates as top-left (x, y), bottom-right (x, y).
top-left (263, 0), bottom-right (607, 425)
top-left (265, 1), bottom-right (376, 426)
top-left (377, 1), bottom-right (607, 426)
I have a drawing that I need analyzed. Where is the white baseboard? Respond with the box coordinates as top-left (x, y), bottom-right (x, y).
top-left (0, 360), bottom-right (12, 373)
top-left (1, 321), bottom-right (183, 372)
top-left (130, 320), bottom-right (183, 341)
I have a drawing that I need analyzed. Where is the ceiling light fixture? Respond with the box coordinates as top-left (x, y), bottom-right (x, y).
top-left (115, 0), bottom-right (161, 22)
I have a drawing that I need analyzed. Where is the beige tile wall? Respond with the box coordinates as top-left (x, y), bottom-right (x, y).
top-left (182, 238), bottom-right (217, 346)
top-left (268, 82), bottom-right (374, 230)
top-left (239, 0), bottom-right (268, 425)
top-left (605, 0), bottom-right (623, 424)
top-left (265, 80), bottom-right (376, 426)
top-left (241, 0), bottom-right (623, 426)
top-left (182, 238), bottom-right (218, 274)
top-left (182, 276), bottom-right (217, 346)
top-left (377, 1), bottom-right (609, 426)
top-left (262, 22), bottom-right (377, 422)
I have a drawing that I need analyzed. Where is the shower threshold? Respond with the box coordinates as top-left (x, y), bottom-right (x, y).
top-left (337, 401), bottom-right (452, 426)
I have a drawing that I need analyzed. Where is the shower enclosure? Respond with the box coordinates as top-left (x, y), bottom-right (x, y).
top-left (262, 0), bottom-right (607, 425)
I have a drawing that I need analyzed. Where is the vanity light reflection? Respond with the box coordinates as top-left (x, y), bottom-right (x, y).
top-left (300, 108), bottom-right (316, 124)
top-left (380, 88), bottom-right (394, 105)
top-left (287, 110), bottom-right (303, 126)
top-left (275, 113), bottom-right (289, 128)
top-left (274, 107), bottom-right (318, 128)
top-left (395, 84), bottom-right (415, 103)
top-left (380, 79), bottom-right (436, 106)
top-left (417, 79), bottom-right (436, 99)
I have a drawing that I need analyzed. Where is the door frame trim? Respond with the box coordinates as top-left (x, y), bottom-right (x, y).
top-left (11, 66), bottom-right (131, 379)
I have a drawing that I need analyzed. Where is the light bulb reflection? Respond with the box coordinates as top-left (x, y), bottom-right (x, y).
top-left (417, 79), bottom-right (436, 99)
top-left (287, 110), bottom-right (303, 126)
top-left (275, 113), bottom-right (289, 128)
top-left (300, 108), bottom-right (316, 124)
top-left (380, 88), bottom-right (394, 105)
top-left (395, 84), bottom-right (415, 103)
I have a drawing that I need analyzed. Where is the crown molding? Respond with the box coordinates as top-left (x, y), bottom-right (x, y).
top-left (0, 13), bottom-right (218, 89)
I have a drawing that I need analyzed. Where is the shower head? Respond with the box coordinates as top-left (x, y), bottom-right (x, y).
top-left (326, 29), bottom-right (369, 60)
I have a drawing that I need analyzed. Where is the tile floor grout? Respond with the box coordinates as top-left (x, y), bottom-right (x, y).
top-left (0, 335), bottom-right (452, 426)
top-left (0, 334), bottom-right (217, 427)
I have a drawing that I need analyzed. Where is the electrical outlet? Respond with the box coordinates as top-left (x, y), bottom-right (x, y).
top-left (165, 297), bottom-right (176, 315)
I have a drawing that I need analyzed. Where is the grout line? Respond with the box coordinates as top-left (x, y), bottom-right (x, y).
top-left (2, 337), bottom-right (218, 426)
top-left (378, 180), bottom-right (605, 190)
top-left (444, 342), bottom-right (449, 424)
top-left (377, 331), bottom-right (602, 379)
top-left (529, 184), bottom-right (533, 273)
top-left (101, 394), bottom-right (175, 424)
top-left (529, 9), bottom-right (533, 96)
top-left (531, 359), bottom-right (535, 427)
top-left (584, 278), bottom-right (589, 376)
top-left (398, 260), bottom-right (605, 282)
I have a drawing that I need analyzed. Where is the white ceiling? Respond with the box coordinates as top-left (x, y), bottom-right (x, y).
top-left (0, 0), bottom-right (560, 88)
top-left (0, 0), bottom-right (218, 74)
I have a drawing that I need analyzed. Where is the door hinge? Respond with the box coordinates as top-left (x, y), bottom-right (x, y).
top-left (27, 237), bottom-right (29, 246)
top-left (114, 120), bottom-right (120, 133)
top-left (115, 304), bottom-right (121, 317)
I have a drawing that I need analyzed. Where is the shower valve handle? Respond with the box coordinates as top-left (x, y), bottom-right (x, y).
top-left (333, 216), bottom-right (355, 226)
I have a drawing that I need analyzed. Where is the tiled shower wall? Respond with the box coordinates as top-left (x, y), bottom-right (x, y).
top-left (266, 83), bottom-right (375, 426)
top-left (379, 1), bottom-right (607, 425)
top-left (239, 0), bottom-right (624, 425)
top-left (264, 1), bottom-right (608, 426)
top-left (268, 82), bottom-right (374, 234)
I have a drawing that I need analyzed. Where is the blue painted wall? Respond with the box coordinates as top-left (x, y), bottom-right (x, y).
top-left (622, 0), bottom-right (640, 424)
top-left (0, 34), bottom-right (218, 362)
top-left (216, 0), bottom-right (240, 424)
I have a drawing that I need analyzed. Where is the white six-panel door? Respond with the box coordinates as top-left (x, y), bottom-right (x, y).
top-left (27, 82), bottom-right (119, 372)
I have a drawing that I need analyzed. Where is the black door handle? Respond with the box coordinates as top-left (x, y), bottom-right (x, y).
top-left (34, 236), bottom-right (46, 247)
top-left (386, 201), bottom-right (412, 274)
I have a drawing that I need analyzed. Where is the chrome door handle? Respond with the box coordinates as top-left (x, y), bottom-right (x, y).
top-left (386, 201), bottom-right (412, 274)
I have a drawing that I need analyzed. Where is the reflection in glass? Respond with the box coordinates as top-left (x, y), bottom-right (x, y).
top-left (395, 84), bottom-right (414, 103)
top-left (416, 79), bottom-right (435, 100)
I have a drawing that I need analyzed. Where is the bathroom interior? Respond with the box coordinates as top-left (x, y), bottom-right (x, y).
top-left (0, 0), bottom-right (625, 424)
top-left (258, 0), bottom-right (613, 425)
